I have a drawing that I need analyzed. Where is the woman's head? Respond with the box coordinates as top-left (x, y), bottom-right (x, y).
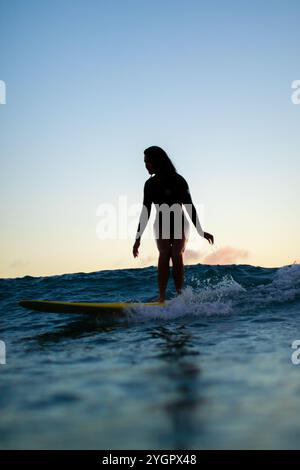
top-left (144, 146), bottom-right (176, 175)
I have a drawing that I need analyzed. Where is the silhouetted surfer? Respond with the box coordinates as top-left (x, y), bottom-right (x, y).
top-left (133, 146), bottom-right (214, 302)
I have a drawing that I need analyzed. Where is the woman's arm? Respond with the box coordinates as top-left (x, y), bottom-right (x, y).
top-left (184, 200), bottom-right (204, 237)
top-left (182, 178), bottom-right (214, 244)
top-left (133, 182), bottom-right (152, 257)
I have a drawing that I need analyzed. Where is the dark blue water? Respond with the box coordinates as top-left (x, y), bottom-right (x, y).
top-left (1, 263), bottom-right (300, 449)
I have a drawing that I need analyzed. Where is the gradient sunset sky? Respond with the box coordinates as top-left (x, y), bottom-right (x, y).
top-left (1, 0), bottom-right (299, 278)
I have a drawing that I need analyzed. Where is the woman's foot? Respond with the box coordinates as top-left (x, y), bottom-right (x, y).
top-left (147, 296), bottom-right (165, 303)
top-left (152, 296), bottom-right (165, 303)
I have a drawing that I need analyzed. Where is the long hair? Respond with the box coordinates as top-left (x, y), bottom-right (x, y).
top-left (144, 146), bottom-right (177, 175)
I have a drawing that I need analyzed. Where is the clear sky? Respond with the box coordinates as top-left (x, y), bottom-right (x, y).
top-left (1, 0), bottom-right (299, 278)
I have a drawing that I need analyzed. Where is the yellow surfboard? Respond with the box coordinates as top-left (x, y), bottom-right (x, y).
top-left (19, 300), bottom-right (164, 316)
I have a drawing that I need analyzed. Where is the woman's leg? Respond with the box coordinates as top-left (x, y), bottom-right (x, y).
top-left (156, 238), bottom-right (172, 302)
top-left (171, 236), bottom-right (187, 295)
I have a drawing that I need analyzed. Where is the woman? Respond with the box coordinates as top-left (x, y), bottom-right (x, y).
top-left (133, 146), bottom-right (214, 302)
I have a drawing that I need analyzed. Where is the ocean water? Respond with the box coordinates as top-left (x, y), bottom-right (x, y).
top-left (1, 262), bottom-right (300, 450)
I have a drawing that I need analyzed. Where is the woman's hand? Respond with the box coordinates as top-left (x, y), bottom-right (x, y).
top-left (204, 232), bottom-right (214, 245)
top-left (133, 239), bottom-right (141, 258)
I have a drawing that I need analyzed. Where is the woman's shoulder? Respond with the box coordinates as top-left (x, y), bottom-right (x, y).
top-left (144, 176), bottom-right (156, 192)
top-left (145, 173), bottom-right (188, 187)
top-left (145, 175), bottom-right (154, 186)
top-left (174, 173), bottom-right (189, 187)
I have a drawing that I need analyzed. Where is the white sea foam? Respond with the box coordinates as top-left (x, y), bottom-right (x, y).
top-left (126, 274), bottom-right (246, 321)
top-left (253, 263), bottom-right (300, 306)
top-left (125, 264), bottom-right (300, 322)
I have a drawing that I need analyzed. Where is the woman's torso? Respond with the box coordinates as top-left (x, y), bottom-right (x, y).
top-left (146, 173), bottom-right (190, 240)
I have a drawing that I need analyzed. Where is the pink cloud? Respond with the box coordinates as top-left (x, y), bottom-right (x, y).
top-left (141, 255), bottom-right (157, 265)
top-left (203, 246), bottom-right (249, 265)
top-left (183, 249), bottom-right (201, 263)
